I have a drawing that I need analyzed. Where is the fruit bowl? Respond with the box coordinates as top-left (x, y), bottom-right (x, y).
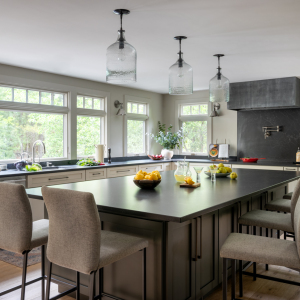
top-left (133, 179), bottom-right (161, 189)
top-left (148, 155), bottom-right (164, 160)
top-left (204, 171), bottom-right (231, 178)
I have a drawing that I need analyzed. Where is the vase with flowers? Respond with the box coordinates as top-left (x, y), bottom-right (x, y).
top-left (149, 122), bottom-right (185, 160)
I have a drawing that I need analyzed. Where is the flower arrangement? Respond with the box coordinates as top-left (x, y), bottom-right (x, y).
top-left (148, 122), bottom-right (185, 150)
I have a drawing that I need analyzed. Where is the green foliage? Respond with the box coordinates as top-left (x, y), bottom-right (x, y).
top-left (149, 121), bottom-right (185, 150)
top-left (127, 120), bottom-right (144, 154)
top-left (76, 158), bottom-right (99, 166)
top-left (77, 116), bottom-right (101, 156)
top-left (182, 121), bottom-right (207, 153)
top-left (0, 111), bottom-right (64, 160)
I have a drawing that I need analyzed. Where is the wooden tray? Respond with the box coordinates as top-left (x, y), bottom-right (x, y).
top-left (180, 183), bottom-right (201, 188)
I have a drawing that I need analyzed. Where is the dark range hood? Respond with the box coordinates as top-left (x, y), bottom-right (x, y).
top-left (227, 77), bottom-right (300, 111)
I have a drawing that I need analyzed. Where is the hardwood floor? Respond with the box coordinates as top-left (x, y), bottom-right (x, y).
top-left (0, 259), bottom-right (299, 299)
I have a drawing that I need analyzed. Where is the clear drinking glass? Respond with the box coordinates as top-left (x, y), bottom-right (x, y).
top-left (193, 166), bottom-right (203, 182)
top-left (210, 168), bottom-right (217, 182)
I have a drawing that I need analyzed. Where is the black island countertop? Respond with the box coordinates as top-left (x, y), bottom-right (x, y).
top-left (1, 157), bottom-right (300, 178)
top-left (26, 169), bottom-right (300, 223)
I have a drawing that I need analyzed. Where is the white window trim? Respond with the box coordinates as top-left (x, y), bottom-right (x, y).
top-left (0, 84), bottom-right (69, 163)
top-left (124, 95), bottom-right (149, 156)
top-left (76, 93), bottom-right (108, 159)
top-left (175, 98), bottom-right (212, 156)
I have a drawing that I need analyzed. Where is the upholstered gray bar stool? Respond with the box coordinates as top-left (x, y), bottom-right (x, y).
top-left (220, 196), bottom-right (300, 300)
top-left (41, 186), bottom-right (148, 300)
top-left (284, 192), bottom-right (293, 199)
top-left (0, 182), bottom-right (49, 300)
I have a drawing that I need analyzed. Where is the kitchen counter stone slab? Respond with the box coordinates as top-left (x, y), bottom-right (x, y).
top-left (26, 169), bottom-right (300, 223)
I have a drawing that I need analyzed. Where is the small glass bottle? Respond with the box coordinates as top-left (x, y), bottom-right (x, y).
top-left (296, 147), bottom-right (300, 162)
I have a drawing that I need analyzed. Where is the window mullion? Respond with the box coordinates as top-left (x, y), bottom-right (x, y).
top-left (12, 88), bottom-right (14, 102)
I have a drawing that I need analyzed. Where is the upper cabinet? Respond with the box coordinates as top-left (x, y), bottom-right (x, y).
top-left (227, 77), bottom-right (300, 110)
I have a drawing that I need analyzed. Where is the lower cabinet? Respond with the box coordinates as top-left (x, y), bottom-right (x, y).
top-left (138, 163), bottom-right (164, 172)
top-left (106, 165), bottom-right (139, 178)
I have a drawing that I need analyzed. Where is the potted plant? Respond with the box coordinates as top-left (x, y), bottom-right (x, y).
top-left (149, 122), bottom-right (185, 160)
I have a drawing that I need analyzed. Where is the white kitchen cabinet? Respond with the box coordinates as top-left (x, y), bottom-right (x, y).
top-left (231, 164), bottom-right (283, 171)
top-left (107, 166), bottom-right (139, 178)
top-left (138, 163), bottom-right (164, 172)
top-left (27, 170), bottom-right (86, 188)
top-left (86, 168), bottom-right (107, 181)
top-left (164, 163), bottom-right (173, 172)
top-left (283, 166), bottom-right (299, 193)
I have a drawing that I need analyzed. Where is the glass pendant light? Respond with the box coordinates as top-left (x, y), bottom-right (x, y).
top-left (209, 54), bottom-right (230, 102)
top-left (106, 9), bottom-right (137, 83)
top-left (169, 36), bottom-right (193, 95)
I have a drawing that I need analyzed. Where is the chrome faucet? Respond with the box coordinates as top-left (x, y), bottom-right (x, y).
top-left (32, 140), bottom-right (46, 163)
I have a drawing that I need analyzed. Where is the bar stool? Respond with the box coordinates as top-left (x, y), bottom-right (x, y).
top-left (283, 191), bottom-right (293, 199)
top-left (41, 186), bottom-right (148, 300)
top-left (0, 182), bottom-right (49, 300)
top-left (220, 197), bottom-right (300, 300)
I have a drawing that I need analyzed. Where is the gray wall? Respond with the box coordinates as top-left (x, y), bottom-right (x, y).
top-left (237, 109), bottom-right (300, 162)
top-left (0, 64), bottom-right (163, 158)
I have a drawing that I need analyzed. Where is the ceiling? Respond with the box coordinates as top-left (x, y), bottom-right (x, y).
top-left (1, 0), bottom-right (300, 94)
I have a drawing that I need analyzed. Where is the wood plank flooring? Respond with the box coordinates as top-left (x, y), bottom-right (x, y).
top-left (0, 259), bottom-right (299, 299)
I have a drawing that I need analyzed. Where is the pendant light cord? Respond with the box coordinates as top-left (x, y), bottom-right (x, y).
top-left (178, 38), bottom-right (183, 68)
top-left (217, 55), bottom-right (222, 80)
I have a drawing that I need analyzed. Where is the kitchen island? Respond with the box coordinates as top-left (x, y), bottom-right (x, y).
top-left (27, 169), bottom-right (300, 300)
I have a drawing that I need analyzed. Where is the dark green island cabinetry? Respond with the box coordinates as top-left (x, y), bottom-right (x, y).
top-left (27, 170), bottom-right (300, 300)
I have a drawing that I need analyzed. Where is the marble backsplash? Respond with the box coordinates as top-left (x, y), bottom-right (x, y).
top-left (237, 108), bottom-right (300, 162)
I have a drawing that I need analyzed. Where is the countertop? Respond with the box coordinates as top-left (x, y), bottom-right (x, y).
top-left (1, 158), bottom-right (300, 178)
top-left (26, 169), bottom-right (300, 223)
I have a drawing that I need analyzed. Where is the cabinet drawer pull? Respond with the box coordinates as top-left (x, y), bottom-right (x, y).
top-left (117, 170), bottom-right (131, 173)
top-left (92, 173), bottom-right (102, 175)
top-left (48, 177), bottom-right (69, 181)
top-left (285, 168), bottom-right (296, 171)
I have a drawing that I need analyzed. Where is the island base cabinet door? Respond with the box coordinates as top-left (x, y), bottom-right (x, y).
top-left (195, 212), bottom-right (219, 299)
top-left (166, 220), bottom-right (196, 300)
top-left (100, 213), bottom-right (164, 300)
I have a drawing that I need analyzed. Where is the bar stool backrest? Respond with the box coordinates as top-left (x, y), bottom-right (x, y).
top-left (293, 192), bottom-right (300, 258)
top-left (0, 183), bottom-right (32, 254)
top-left (291, 179), bottom-right (300, 229)
top-left (42, 186), bottom-right (101, 275)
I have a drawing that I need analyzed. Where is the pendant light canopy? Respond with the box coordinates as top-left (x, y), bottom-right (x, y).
top-left (106, 9), bottom-right (137, 84)
top-left (169, 36), bottom-right (193, 95)
top-left (209, 54), bottom-right (230, 102)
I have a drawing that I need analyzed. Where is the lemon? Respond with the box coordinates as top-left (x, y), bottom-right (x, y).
top-left (220, 167), bottom-right (227, 174)
top-left (218, 163), bottom-right (224, 168)
top-left (134, 174), bottom-right (144, 180)
top-left (230, 172), bottom-right (238, 179)
top-left (226, 167), bottom-right (232, 173)
top-left (216, 170), bottom-right (221, 173)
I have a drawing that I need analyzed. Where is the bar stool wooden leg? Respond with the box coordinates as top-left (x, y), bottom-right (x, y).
top-left (142, 248), bottom-right (147, 300)
top-left (21, 251), bottom-right (29, 300)
top-left (239, 260), bottom-right (243, 297)
top-left (266, 229), bottom-right (269, 271)
top-left (98, 268), bottom-right (103, 300)
top-left (231, 259), bottom-right (236, 300)
top-left (45, 261), bottom-right (52, 300)
top-left (89, 272), bottom-right (95, 300)
top-left (76, 272), bottom-right (80, 300)
top-left (223, 258), bottom-right (228, 300)
top-left (41, 245), bottom-right (45, 300)
top-left (253, 226), bottom-right (257, 281)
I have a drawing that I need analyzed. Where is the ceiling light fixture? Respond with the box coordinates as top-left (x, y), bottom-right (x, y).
top-left (209, 54), bottom-right (230, 103)
top-left (114, 100), bottom-right (126, 116)
top-left (169, 36), bottom-right (193, 95)
top-left (106, 9), bottom-right (137, 84)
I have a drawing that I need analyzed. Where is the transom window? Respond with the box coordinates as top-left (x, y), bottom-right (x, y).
top-left (77, 95), bottom-right (104, 110)
top-left (181, 104), bottom-right (208, 115)
top-left (127, 102), bottom-right (146, 115)
top-left (0, 86), bottom-right (66, 106)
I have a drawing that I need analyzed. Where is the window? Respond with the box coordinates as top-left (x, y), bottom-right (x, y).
top-left (77, 116), bottom-right (101, 157)
top-left (126, 100), bottom-right (148, 155)
top-left (77, 95), bottom-right (104, 110)
top-left (0, 85), bottom-right (68, 161)
top-left (0, 86), bottom-right (66, 106)
top-left (76, 95), bottom-right (106, 157)
top-left (179, 103), bottom-right (210, 155)
top-left (181, 104), bottom-right (208, 115)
